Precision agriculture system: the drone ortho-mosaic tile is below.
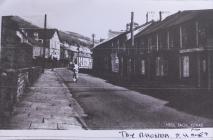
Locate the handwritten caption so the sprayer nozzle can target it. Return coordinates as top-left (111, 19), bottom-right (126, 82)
top-left (118, 128), bottom-right (209, 139)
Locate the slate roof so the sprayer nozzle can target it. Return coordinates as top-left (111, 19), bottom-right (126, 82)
top-left (3, 16), bottom-right (43, 46)
top-left (93, 21), bottom-right (153, 49)
top-left (140, 9), bottom-right (213, 35)
top-left (23, 28), bottom-right (59, 40)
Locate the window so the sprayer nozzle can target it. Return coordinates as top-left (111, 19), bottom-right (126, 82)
top-left (127, 59), bottom-right (132, 73)
top-left (34, 32), bottom-right (39, 40)
top-left (156, 57), bottom-right (161, 76)
top-left (141, 60), bottom-right (145, 75)
top-left (182, 56), bottom-right (190, 77)
top-left (202, 59), bottom-right (206, 72)
top-left (156, 57), bottom-right (168, 77)
top-left (38, 39), bottom-right (43, 43)
top-left (148, 38), bottom-right (152, 53)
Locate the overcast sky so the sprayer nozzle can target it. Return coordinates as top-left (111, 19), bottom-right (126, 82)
top-left (0, 0), bottom-right (213, 39)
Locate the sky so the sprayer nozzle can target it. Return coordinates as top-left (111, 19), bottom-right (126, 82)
top-left (0, 0), bottom-right (213, 39)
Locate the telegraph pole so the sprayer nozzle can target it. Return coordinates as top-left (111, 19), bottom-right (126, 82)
top-left (42, 14), bottom-right (47, 73)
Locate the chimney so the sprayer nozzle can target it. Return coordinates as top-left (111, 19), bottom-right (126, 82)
top-left (92, 34), bottom-right (95, 47)
top-left (130, 12), bottom-right (134, 47)
top-left (146, 12), bottom-right (148, 23)
top-left (159, 11), bottom-right (162, 21)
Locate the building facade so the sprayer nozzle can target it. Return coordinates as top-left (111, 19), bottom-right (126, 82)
top-left (93, 9), bottom-right (213, 89)
top-left (23, 28), bottom-right (61, 60)
top-left (59, 31), bottom-right (93, 70)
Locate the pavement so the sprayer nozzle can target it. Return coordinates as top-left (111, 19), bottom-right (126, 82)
top-left (55, 68), bottom-right (213, 129)
top-left (6, 69), bottom-right (86, 130)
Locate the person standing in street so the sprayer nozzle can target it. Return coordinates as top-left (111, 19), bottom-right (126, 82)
top-left (73, 62), bottom-right (79, 82)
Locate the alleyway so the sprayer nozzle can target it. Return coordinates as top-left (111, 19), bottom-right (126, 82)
top-left (55, 68), bottom-right (213, 129)
top-left (6, 70), bottom-right (85, 130)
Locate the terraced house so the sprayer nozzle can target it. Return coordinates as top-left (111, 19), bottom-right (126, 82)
top-left (93, 9), bottom-right (213, 90)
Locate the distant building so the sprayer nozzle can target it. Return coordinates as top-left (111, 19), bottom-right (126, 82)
top-left (23, 28), bottom-right (61, 60)
top-left (59, 31), bottom-right (93, 69)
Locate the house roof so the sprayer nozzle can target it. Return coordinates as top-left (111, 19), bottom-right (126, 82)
top-left (140, 9), bottom-right (213, 35)
top-left (93, 21), bottom-right (153, 49)
top-left (3, 16), bottom-right (43, 47)
top-left (127, 22), bottom-right (153, 40)
top-left (23, 28), bottom-right (60, 40)
top-left (93, 32), bottom-right (126, 49)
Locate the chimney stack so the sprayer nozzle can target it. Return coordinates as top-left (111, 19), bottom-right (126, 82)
top-left (92, 34), bottom-right (95, 47)
top-left (146, 12), bottom-right (148, 23)
top-left (130, 12), bottom-right (134, 47)
top-left (159, 11), bottom-right (162, 21)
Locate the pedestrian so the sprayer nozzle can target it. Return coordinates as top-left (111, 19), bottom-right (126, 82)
top-left (73, 62), bottom-right (79, 82)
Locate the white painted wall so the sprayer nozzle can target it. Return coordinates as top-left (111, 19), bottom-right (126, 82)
top-left (49, 32), bottom-right (60, 60)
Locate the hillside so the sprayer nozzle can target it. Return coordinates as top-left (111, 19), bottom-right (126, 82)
top-left (10, 16), bottom-right (39, 29)
top-left (58, 31), bottom-right (93, 48)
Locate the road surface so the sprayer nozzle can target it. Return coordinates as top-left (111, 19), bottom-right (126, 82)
top-left (55, 68), bottom-right (213, 129)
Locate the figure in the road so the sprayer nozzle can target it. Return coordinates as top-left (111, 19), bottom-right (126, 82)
top-left (73, 61), bottom-right (79, 82)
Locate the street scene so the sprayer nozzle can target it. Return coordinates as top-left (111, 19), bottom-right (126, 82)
top-left (0, 0), bottom-right (213, 130)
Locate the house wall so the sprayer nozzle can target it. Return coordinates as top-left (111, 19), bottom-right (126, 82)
top-left (49, 32), bottom-right (60, 60)
top-left (0, 17), bottom-right (43, 125)
top-left (93, 13), bottom-right (213, 89)
top-left (1, 16), bottom-right (33, 69)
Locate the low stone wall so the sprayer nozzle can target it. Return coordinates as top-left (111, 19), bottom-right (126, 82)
top-left (0, 66), bottom-right (42, 127)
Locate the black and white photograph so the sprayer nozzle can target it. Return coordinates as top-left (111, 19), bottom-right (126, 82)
top-left (0, 0), bottom-right (213, 132)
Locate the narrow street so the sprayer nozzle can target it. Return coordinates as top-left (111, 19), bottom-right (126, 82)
top-left (55, 68), bottom-right (213, 129)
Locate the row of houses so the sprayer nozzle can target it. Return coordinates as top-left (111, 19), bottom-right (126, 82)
top-left (1, 16), bottom-right (93, 70)
top-left (93, 9), bottom-right (213, 89)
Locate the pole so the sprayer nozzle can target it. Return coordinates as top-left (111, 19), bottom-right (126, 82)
top-left (42, 14), bottom-right (47, 73)
top-left (130, 12), bottom-right (134, 47)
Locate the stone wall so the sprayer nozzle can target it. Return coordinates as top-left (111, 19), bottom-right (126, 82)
top-left (0, 67), bottom-right (42, 127)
